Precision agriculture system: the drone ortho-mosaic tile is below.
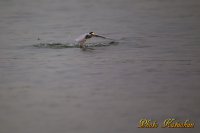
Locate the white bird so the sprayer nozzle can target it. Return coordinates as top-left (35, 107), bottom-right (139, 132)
top-left (75, 32), bottom-right (109, 48)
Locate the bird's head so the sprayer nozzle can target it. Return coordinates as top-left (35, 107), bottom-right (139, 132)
top-left (89, 32), bottom-right (96, 36)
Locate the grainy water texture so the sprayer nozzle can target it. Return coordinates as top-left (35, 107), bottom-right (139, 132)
top-left (0, 0), bottom-right (200, 133)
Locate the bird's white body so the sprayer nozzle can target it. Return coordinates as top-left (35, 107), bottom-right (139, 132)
top-left (75, 33), bottom-right (88, 42)
top-left (75, 33), bottom-right (91, 48)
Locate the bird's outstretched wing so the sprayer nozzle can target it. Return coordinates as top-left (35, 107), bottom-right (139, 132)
top-left (94, 35), bottom-right (114, 40)
top-left (94, 35), bottom-right (107, 39)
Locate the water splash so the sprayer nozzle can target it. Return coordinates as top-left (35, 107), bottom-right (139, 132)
top-left (33, 41), bottom-right (118, 49)
top-left (33, 42), bottom-right (77, 48)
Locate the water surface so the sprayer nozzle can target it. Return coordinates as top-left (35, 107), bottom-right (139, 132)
top-left (0, 0), bottom-right (200, 133)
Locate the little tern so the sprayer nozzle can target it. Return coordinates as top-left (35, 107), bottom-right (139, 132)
top-left (75, 32), bottom-right (113, 48)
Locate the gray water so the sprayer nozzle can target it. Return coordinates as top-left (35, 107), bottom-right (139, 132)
top-left (0, 0), bottom-right (200, 133)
